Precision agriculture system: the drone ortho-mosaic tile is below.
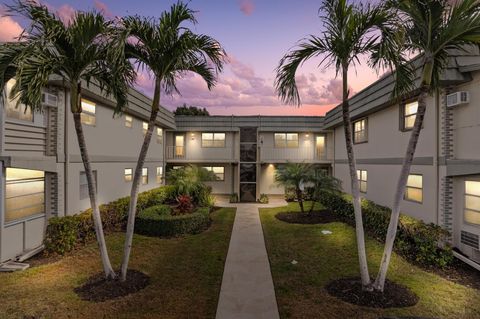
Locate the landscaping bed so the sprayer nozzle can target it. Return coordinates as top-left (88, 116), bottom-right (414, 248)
top-left (275, 209), bottom-right (338, 224)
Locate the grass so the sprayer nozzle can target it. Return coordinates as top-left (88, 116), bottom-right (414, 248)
top-left (0, 207), bottom-right (235, 319)
top-left (260, 202), bottom-right (480, 319)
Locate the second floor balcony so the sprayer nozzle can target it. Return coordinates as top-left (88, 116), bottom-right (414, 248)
top-left (259, 146), bottom-right (331, 163)
top-left (166, 145), bottom-right (237, 162)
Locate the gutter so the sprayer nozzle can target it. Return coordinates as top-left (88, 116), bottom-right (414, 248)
top-left (453, 251), bottom-right (480, 272)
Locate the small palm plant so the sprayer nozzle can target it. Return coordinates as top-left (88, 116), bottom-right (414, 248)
top-left (0, 1), bottom-right (134, 279)
top-left (374, 0), bottom-right (480, 292)
top-left (308, 171), bottom-right (342, 214)
top-left (275, 163), bottom-right (314, 214)
top-left (119, 2), bottom-right (226, 281)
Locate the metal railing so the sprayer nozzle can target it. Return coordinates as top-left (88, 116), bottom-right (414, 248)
top-left (260, 147), bottom-right (328, 162)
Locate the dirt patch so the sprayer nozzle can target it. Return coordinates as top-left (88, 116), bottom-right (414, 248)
top-left (325, 277), bottom-right (419, 308)
top-left (275, 210), bottom-right (340, 224)
top-left (74, 269), bottom-right (150, 302)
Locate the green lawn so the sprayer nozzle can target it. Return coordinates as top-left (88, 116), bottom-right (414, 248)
top-left (260, 202), bottom-right (480, 319)
top-left (0, 207), bottom-right (235, 319)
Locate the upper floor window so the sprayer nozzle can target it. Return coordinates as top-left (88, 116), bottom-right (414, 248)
top-left (125, 115), bottom-right (133, 128)
top-left (353, 119), bottom-right (367, 144)
top-left (80, 170), bottom-right (97, 200)
top-left (142, 168), bottom-right (148, 185)
top-left (202, 133), bottom-right (225, 148)
top-left (204, 166), bottom-right (225, 181)
top-left (156, 167), bottom-right (163, 183)
top-left (5, 79), bottom-right (33, 122)
top-left (274, 133), bottom-right (298, 148)
top-left (157, 128), bottom-right (163, 144)
top-left (357, 169), bottom-right (367, 193)
top-left (401, 101), bottom-right (418, 131)
top-left (80, 99), bottom-right (96, 126)
top-left (464, 180), bottom-right (480, 225)
top-left (405, 174), bottom-right (423, 203)
top-left (316, 135), bottom-right (326, 159)
top-left (143, 122), bottom-right (148, 136)
top-left (124, 168), bottom-right (132, 182)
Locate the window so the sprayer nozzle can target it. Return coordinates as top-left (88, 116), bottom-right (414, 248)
top-left (316, 135), bottom-right (326, 159)
top-left (274, 133), bottom-right (299, 148)
top-left (405, 174), bottom-right (423, 203)
top-left (5, 168), bottom-right (44, 223)
top-left (202, 133), bottom-right (226, 147)
top-left (464, 181), bottom-right (480, 225)
top-left (143, 122), bottom-right (148, 136)
top-left (401, 101), bottom-right (418, 131)
top-left (125, 115), bottom-right (133, 128)
top-left (157, 128), bottom-right (163, 144)
top-left (124, 168), bottom-right (132, 182)
top-left (357, 169), bottom-right (367, 193)
top-left (353, 119), bottom-right (367, 144)
top-left (80, 170), bottom-right (97, 200)
top-left (80, 99), bottom-right (96, 126)
top-left (156, 167), bottom-right (163, 183)
top-left (5, 79), bottom-right (33, 122)
top-left (204, 166), bottom-right (225, 181)
top-left (142, 168), bottom-right (148, 185)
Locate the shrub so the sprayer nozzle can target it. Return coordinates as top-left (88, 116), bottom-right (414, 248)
top-left (258, 193), bottom-right (269, 204)
top-left (229, 193), bottom-right (239, 203)
top-left (45, 186), bottom-right (171, 255)
top-left (136, 206), bottom-right (211, 237)
top-left (284, 187), bottom-right (296, 202)
top-left (318, 190), bottom-right (453, 268)
top-left (176, 194), bottom-right (194, 214)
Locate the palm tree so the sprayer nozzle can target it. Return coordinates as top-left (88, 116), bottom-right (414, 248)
top-left (119, 2), bottom-right (226, 282)
top-left (374, 0), bottom-right (480, 292)
top-left (275, 162), bottom-right (314, 214)
top-left (275, 0), bottom-right (403, 290)
top-left (0, 1), bottom-right (134, 279)
top-left (308, 171), bottom-right (342, 214)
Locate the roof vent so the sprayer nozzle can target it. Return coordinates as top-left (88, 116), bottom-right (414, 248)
top-left (446, 91), bottom-right (469, 108)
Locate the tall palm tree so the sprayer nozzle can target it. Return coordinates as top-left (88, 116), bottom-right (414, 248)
top-left (0, 1), bottom-right (134, 279)
top-left (275, 0), bottom-right (404, 290)
top-left (119, 2), bottom-right (226, 282)
top-left (374, 0), bottom-right (480, 292)
top-left (275, 162), bottom-right (314, 214)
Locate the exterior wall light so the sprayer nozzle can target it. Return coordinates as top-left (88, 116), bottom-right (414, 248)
top-left (191, 133), bottom-right (195, 140)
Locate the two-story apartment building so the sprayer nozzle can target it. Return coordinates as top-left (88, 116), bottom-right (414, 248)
top-left (0, 77), bottom-right (175, 263)
top-left (165, 116), bottom-right (333, 202)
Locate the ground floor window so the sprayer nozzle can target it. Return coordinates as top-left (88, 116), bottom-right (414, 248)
top-left (465, 180), bottom-right (480, 225)
top-left (156, 167), bottom-right (163, 183)
top-left (357, 169), bottom-right (367, 193)
top-left (203, 166), bottom-right (225, 181)
top-left (80, 171), bottom-right (97, 200)
top-left (142, 168), bottom-right (148, 185)
top-left (405, 174), bottom-right (423, 203)
top-left (124, 168), bottom-right (132, 182)
top-left (5, 168), bottom-right (45, 223)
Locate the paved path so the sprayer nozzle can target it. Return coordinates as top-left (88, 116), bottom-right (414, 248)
top-left (216, 200), bottom-right (284, 319)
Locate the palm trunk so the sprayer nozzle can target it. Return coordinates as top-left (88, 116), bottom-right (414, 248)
top-left (374, 87), bottom-right (429, 291)
top-left (341, 66), bottom-right (371, 289)
top-left (71, 83), bottom-right (115, 279)
top-left (120, 79), bottom-right (161, 282)
top-left (297, 187), bottom-right (305, 214)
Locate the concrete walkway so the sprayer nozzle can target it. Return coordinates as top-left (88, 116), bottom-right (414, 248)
top-left (216, 200), bottom-right (284, 319)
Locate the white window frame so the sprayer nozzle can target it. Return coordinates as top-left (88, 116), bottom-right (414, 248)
top-left (157, 128), bottom-right (163, 144)
top-left (125, 115), bottom-right (133, 128)
top-left (204, 166), bottom-right (225, 181)
top-left (124, 168), bottom-right (132, 182)
top-left (401, 100), bottom-right (418, 131)
top-left (353, 118), bottom-right (368, 144)
top-left (201, 132), bottom-right (226, 148)
top-left (80, 99), bottom-right (96, 126)
top-left (156, 166), bottom-right (163, 183)
top-left (143, 122), bottom-right (148, 136)
top-left (4, 79), bottom-right (34, 122)
top-left (142, 167), bottom-right (148, 185)
top-left (357, 169), bottom-right (367, 193)
top-left (274, 133), bottom-right (299, 148)
top-left (464, 180), bottom-right (480, 226)
top-left (404, 174), bottom-right (423, 203)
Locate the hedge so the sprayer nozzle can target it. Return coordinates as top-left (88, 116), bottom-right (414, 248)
top-left (135, 206), bottom-right (211, 237)
top-left (45, 186), bottom-right (175, 255)
top-left (318, 191), bottom-right (454, 268)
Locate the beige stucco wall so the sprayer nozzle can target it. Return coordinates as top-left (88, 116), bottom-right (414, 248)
top-left (258, 164), bottom-right (284, 195)
top-left (204, 163), bottom-right (236, 195)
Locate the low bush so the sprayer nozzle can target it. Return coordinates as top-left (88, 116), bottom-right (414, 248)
top-left (176, 194), bottom-right (194, 214)
top-left (229, 193), bottom-right (239, 203)
top-left (284, 187), bottom-right (296, 202)
top-left (258, 193), bottom-right (269, 204)
top-left (318, 191), bottom-right (453, 268)
top-left (45, 186), bottom-right (172, 255)
top-left (135, 206), bottom-right (211, 237)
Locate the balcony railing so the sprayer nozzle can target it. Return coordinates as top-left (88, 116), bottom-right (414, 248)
top-left (260, 147), bottom-right (329, 162)
top-left (3, 120), bottom-right (47, 155)
top-left (166, 146), bottom-right (236, 161)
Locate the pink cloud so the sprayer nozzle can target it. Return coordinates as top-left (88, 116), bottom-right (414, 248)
top-left (0, 8), bottom-right (23, 41)
top-left (56, 4), bottom-right (76, 25)
top-left (94, 0), bottom-right (113, 18)
top-left (239, 0), bottom-right (254, 16)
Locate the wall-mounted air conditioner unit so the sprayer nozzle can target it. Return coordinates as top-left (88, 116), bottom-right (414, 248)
top-left (41, 92), bottom-right (58, 107)
top-left (446, 91), bottom-right (469, 108)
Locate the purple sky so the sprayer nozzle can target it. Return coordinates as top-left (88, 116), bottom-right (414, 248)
top-left (0, 0), bottom-right (381, 116)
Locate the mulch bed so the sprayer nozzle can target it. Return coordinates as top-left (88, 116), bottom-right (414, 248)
top-left (74, 269), bottom-right (150, 302)
top-left (325, 277), bottom-right (419, 308)
top-left (275, 209), bottom-right (340, 224)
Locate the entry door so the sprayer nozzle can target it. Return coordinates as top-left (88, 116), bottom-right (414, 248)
top-left (174, 135), bottom-right (185, 158)
top-left (316, 135), bottom-right (326, 160)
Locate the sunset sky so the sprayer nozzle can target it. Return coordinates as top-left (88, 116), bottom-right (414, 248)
top-left (0, 0), bottom-right (382, 116)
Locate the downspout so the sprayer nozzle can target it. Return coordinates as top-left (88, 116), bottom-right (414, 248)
top-left (64, 87), bottom-right (69, 216)
top-left (435, 89), bottom-right (440, 225)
